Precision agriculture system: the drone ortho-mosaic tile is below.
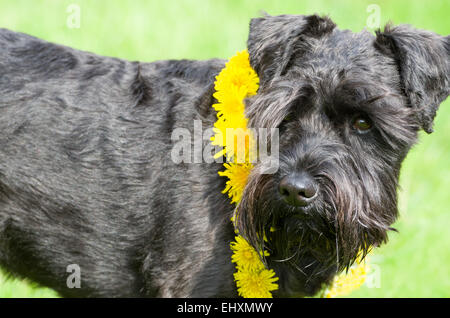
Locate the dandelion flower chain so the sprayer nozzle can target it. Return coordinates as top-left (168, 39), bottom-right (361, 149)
top-left (211, 50), bottom-right (368, 298)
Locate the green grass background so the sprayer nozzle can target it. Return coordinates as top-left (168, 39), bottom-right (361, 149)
top-left (0, 0), bottom-right (448, 298)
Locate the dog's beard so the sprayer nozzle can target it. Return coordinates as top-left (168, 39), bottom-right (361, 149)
top-left (235, 156), bottom-right (397, 297)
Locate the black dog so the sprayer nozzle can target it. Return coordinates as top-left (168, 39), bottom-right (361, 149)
top-left (0, 14), bottom-right (448, 297)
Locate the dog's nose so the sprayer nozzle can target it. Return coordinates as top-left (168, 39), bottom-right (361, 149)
top-left (279, 173), bottom-right (317, 207)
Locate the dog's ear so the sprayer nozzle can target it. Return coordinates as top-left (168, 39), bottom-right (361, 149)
top-left (247, 14), bottom-right (335, 85)
top-left (375, 24), bottom-right (449, 133)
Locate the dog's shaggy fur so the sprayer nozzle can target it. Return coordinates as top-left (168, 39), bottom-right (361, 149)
top-left (0, 14), bottom-right (448, 297)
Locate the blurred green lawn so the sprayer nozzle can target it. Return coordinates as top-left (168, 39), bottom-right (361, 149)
top-left (0, 0), bottom-right (448, 298)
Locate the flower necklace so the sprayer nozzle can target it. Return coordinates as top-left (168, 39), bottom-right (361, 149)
top-left (210, 50), bottom-right (369, 298)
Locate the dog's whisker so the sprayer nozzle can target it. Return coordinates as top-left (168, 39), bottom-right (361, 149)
top-left (335, 215), bottom-right (340, 274)
top-left (288, 261), bottom-right (307, 276)
top-left (273, 252), bottom-right (298, 263)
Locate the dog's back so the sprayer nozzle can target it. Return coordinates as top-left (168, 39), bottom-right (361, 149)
top-left (0, 28), bottom-right (236, 297)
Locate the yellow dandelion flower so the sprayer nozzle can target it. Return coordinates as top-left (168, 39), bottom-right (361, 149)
top-left (214, 51), bottom-right (259, 97)
top-left (226, 128), bottom-right (256, 163)
top-left (324, 257), bottom-right (369, 298)
top-left (230, 235), bottom-right (268, 272)
top-left (218, 162), bottom-right (253, 204)
top-left (211, 117), bottom-right (228, 146)
top-left (213, 86), bottom-right (247, 117)
top-left (215, 69), bottom-right (257, 97)
top-left (234, 268), bottom-right (279, 298)
top-left (211, 117), bottom-right (255, 160)
top-left (227, 50), bottom-right (252, 69)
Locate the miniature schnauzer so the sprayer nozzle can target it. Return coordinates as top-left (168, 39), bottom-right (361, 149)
top-left (0, 14), bottom-right (448, 297)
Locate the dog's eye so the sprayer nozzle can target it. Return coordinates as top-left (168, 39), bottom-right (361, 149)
top-left (352, 116), bottom-right (372, 132)
top-left (282, 113), bottom-right (294, 123)
top-left (279, 113), bottom-right (294, 130)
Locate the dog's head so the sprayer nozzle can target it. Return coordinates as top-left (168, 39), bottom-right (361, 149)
top-left (236, 14), bottom-right (449, 296)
